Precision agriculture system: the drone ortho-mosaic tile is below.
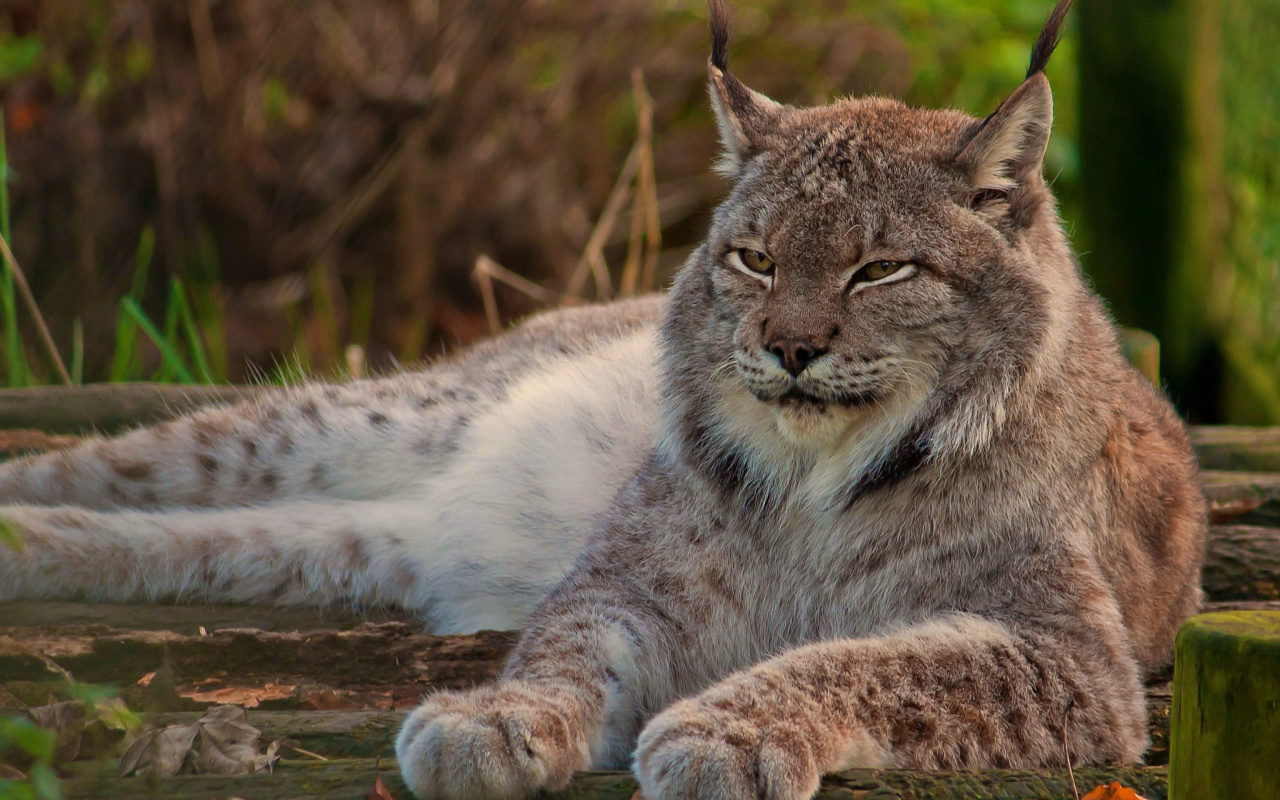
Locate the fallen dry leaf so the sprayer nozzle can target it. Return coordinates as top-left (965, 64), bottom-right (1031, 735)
top-left (196, 705), bottom-right (278, 775)
top-left (118, 705), bottom-right (280, 778)
top-left (136, 671), bottom-right (156, 687)
top-left (26, 700), bottom-right (86, 764)
top-left (1081, 782), bottom-right (1151, 800)
top-left (369, 771), bottom-right (397, 800)
top-left (1209, 496), bottom-right (1264, 524)
top-left (118, 722), bottom-right (201, 777)
top-left (0, 764), bottom-right (26, 780)
top-left (180, 681), bottom-right (297, 708)
top-left (370, 757), bottom-right (398, 800)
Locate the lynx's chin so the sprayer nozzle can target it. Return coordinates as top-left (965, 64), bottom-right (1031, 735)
top-left (771, 399), bottom-right (868, 446)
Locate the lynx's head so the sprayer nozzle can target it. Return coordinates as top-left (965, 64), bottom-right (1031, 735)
top-left (660, 0), bottom-right (1084, 511)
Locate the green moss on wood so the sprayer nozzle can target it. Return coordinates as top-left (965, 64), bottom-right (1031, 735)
top-left (1170, 610), bottom-right (1280, 799)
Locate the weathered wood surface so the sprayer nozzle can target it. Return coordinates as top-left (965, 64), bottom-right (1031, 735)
top-left (1191, 426), bottom-right (1280, 472)
top-left (1200, 469), bottom-right (1280, 504)
top-left (1200, 525), bottom-right (1280, 601)
top-left (56, 760), bottom-right (1172, 800)
top-left (0, 623), bottom-right (514, 712)
top-left (0, 601), bottom-right (411, 635)
top-left (0, 384), bottom-right (257, 435)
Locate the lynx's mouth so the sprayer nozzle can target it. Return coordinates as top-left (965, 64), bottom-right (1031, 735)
top-left (772, 387), bottom-right (880, 410)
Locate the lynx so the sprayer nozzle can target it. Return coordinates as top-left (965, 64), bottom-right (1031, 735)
top-left (0, 1), bottom-right (1205, 798)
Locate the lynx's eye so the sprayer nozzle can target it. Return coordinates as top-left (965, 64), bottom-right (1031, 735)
top-left (737, 249), bottom-right (775, 274)
top-left (861, 260), bottom-right (903, 281)
top-left (848, 260), bottom-right (917, 292)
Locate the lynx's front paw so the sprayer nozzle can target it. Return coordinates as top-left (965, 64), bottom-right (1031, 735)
top-left (396, 682), bottom-right (589, 800)
top-left (634, 699), bottom-right (821, 800)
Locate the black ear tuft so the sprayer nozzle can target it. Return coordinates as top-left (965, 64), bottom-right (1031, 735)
top-left (709, 0), bottom-right (731, 72)
top-left (1026, 0), bottom-right (1074, 79)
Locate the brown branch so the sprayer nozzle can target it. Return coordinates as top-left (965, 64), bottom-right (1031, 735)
top-left (566, 146), bottom-right (639, 300)
top-left (0, 233), bottom-right (72, 386)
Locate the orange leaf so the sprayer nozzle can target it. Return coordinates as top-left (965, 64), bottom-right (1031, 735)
top-left (369, 771), bottom-right (397, 800)
top-left (1081, 782), bottom-right (1150, 800)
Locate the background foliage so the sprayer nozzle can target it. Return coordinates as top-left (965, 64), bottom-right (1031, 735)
top-left (0, 0), bottom-right (1273, 422)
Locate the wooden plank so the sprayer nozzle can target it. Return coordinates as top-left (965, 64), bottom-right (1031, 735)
top-left (1200, 470), bottom-right (1280, 503)
top-left (1201, 525), bottom-right (1280, 601)
top-left (57, 759), bottom-right (1170, 800)
top-left (0, 623), bottom-right (515, 704)
top-left (0, 601), bottom-right (413, 635)
top-left (0, 384), bottom-right (258, 435)
top-left (1191, 426), bottom-right (1280, 472)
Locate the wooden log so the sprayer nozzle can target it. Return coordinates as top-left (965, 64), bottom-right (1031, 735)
top-left (1199, 470), bottom-right (1280, 504)
top-left (1191, 426), bottom-right (1280, 472)
top-left (1121, 327), bottom-right (1161, 385)
top-left (0, 622), bottom-right (517, 696)
top-left (1200, 525), bottom-right (1280, 601)
top-left (55, 759), bottom-right (1171, 800)
top-left (0, 384), bottom-right (258, 436)
top-left (0, 601), bottom-right (412, 635)
top-left (1170, 611), bottom-right (1280, 799)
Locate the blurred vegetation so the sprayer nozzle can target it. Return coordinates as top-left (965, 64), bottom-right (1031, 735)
top-left (0, 0), bottom-right (1273, 423)
top-left (0, 0), bottom-right (1078, 385)
top-left (1079, 0), bottom-right (1280, 424)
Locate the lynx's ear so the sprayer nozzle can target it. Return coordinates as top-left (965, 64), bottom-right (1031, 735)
top-left (957, 74), bottom-right (1053, 200)
top-left (956, 0), bottom-right (1072, 222)
top-left (708, 0), bottom-right (781, 178)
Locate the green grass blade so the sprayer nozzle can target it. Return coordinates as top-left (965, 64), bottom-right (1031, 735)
top-left (0, 111), bottom-right (11, 245)
top-left (129, 226), bottom-right (155, 300)
top-left (70, 318), bottom-right (83, 385)
top-left (119, 296), bottom-right (194, 384)
top-left (152, 281), bottom-right (183, 383)
top-left (169, 278), bottom-right (215, 384)
top-left (0, 110), bottom-right (29, 387)
top-left (108, 227), bottom-right (157, 381)
top-left (108, 311), bottom-right (139, 382)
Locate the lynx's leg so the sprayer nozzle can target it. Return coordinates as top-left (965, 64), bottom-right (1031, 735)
top-left (633, 614), bottom-right (1147, 800)
top-left (0, 375), bottom-right (492, 511)
top-left (396, 585), bottom-right (675, 798)
top-left (0, 498), bottom-right (550, 631)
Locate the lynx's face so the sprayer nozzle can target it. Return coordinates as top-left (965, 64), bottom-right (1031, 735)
top-left (706, 101), bottom-right (985, 445)
top-left (662, 7), bottom-right (1073, 500)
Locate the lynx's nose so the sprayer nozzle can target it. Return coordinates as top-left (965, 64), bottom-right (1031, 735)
top-left (768, 337), bottom-right (824, 376)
